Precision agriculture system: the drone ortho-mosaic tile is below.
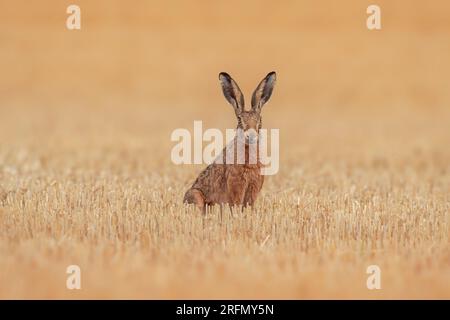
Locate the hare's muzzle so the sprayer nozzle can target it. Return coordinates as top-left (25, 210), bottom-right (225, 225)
top-left (245, 128), bottom-right (258, 145)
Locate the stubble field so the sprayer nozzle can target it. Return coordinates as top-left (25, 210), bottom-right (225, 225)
top-left (0, 1), bottom-right (449, 298)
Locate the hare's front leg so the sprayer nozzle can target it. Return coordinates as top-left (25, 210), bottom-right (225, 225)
top-left (226, 176), bottom-right (247, 208)
top-left (243, 185), bottom-right (262, 209)
top-left (243, 175), bottom-right (264, 209)
top-left (243, 187), bottom-right (258, 208)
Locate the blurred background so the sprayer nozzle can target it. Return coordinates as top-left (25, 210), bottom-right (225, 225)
top-left (0, 0), bottom-right (449, 299)
top-left (1, 0), bottom-right (449, 162)
top-left (1, 0), bottom-right (449, 179)
top-left (1, 1), bottom-right (449, 117)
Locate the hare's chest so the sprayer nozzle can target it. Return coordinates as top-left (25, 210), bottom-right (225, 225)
top-left (243, 166), bottom-right (264, 188)
top-left (226, 166), bottom-right (262, 184)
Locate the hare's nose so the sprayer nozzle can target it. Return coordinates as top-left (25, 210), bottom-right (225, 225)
top-left (246, 129), bottom-right (258, 144)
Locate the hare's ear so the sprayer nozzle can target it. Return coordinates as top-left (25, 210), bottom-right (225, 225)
top-left (219, 72), bottom-right (245, 116)
top-left (251, 71), bottom-right (276, 113)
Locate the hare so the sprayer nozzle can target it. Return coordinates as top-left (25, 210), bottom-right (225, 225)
top-left (184, 71), bottom-right (277, 213)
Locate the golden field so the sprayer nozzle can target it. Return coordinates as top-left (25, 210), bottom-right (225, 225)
top-left (0, 1), bottom-right (449, 298)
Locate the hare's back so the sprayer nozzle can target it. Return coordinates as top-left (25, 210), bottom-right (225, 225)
top-left (191, 164), bottom-right (228, 203)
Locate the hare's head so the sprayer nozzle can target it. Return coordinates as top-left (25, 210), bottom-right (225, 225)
top-left (219, 72), bottom-right (276, 145)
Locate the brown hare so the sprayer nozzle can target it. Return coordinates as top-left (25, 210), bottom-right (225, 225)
top-left (184, 71), bottom-right (277, 213)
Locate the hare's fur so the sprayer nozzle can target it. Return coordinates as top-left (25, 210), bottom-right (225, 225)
top-left (184, 72), bottom-right (276, 213)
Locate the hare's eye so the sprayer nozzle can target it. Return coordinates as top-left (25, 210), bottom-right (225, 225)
top-left (237, 116), bottom-right (244, 128)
